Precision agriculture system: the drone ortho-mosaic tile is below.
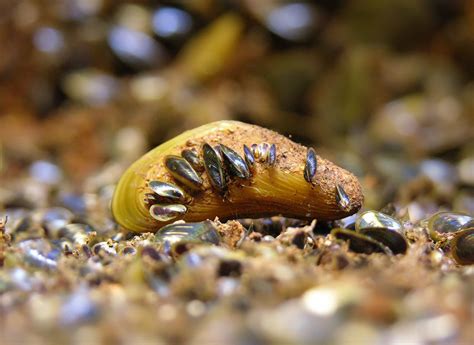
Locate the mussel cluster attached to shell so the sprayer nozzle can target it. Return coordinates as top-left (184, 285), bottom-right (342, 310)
top-left (110, 121), bottom-right (474, 266)
top-left (112, 121), bottom-right (363, 232)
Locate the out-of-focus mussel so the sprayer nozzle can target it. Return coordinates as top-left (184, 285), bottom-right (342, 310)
top-left (155, 220), bottom-right (221, 256)
top-left (331, 228), bottom-right (392, 255)
top-left (357, 227), bottom-right (407, 255)
top-left (353, 211), bottom-right (408, 254)
top-left (427, 212), bottom-right (473, 241)
top-left (450, 228), bottom-right (474, 265)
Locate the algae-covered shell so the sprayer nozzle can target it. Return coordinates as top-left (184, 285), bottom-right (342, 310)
top-left (112, 121), bottom-right (363, 232)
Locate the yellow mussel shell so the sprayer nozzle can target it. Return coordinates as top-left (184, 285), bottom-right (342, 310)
top-left (112, 121), bottom-right (363, 232)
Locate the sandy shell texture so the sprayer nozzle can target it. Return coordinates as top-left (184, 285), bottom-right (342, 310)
top-left (112, 121), bottom-right (363, 232)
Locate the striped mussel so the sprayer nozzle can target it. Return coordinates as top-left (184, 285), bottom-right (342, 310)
top-left (112, 121), bottom-right (363, 232)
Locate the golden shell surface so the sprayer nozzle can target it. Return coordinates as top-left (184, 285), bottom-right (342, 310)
top-left (112, 121), bottom-right (363, 232)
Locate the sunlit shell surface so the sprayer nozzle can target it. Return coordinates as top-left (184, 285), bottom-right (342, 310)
top-left (112, 121), bottom-right (363, 232)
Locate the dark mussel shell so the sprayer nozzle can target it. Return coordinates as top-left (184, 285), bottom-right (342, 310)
top-left (243, 144), bottom-right (255, 168)
top-left (181, 149), bottom-right (205, 172)
top-left (219, 144), bottom-right (250, 179)
top-left (450, 228), bottom-right (474, 265)
top-left (202, 144), bottom-right (227, 192)
top-left (304, 147), bottom-right (317, 183)
top-left (357, 227), bottom-right (408, 255)
top-left (164, 155), bottom-right (203, 190)
top-left (331, 228), bottom-right (392, 255)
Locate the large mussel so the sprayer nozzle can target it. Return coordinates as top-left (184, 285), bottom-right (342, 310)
top-left (112, 121), bottom-right (363, 232)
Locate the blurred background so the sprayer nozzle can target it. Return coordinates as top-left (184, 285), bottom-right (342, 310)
top-left (1, 0), bottom-right (473, 216)
top-left (1, 2), bottom-right (474, 344)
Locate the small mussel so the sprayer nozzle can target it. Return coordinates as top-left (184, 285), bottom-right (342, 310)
top-left (243, 144), bottom-right (255, 169)
top-left (267, 144), bottom-right (276, 166)
top-left (112, 121), bottom-right (363, 232)
top-left (354, 211), bottom-right (407, 254)
top-left (92, 241), bottom-right (117, 257)
top-left (148, 181), bottom-right (186, 202)
top-left (181, 148), bottom-right (204, 172)
top-left (202, 143), bottom-right (227, 192)
top-left (150, 204), bottom-right (187, 222)
top-left (355, 211), bottom-right (403, 233)
top-left (357, 227), bottom-right (407, 255)
top-left (304, 147), bottom-right (317, 183)
top-left (58, 223), bottom-right (95, 246)
top-left (155, 221), bottom-right (221, 255)
top-left (335, 184), bottom-right (351, 211)
top-left (450, 228), bottom-right (474, 265)
top-left (331, 228), bottom-right (391, 255)
top-left (427, 212), bottom-right (473, 241)
top-left (219, 144), bottom-right (250, 179)
top-left (164, 155), bottom-right (203, 190)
